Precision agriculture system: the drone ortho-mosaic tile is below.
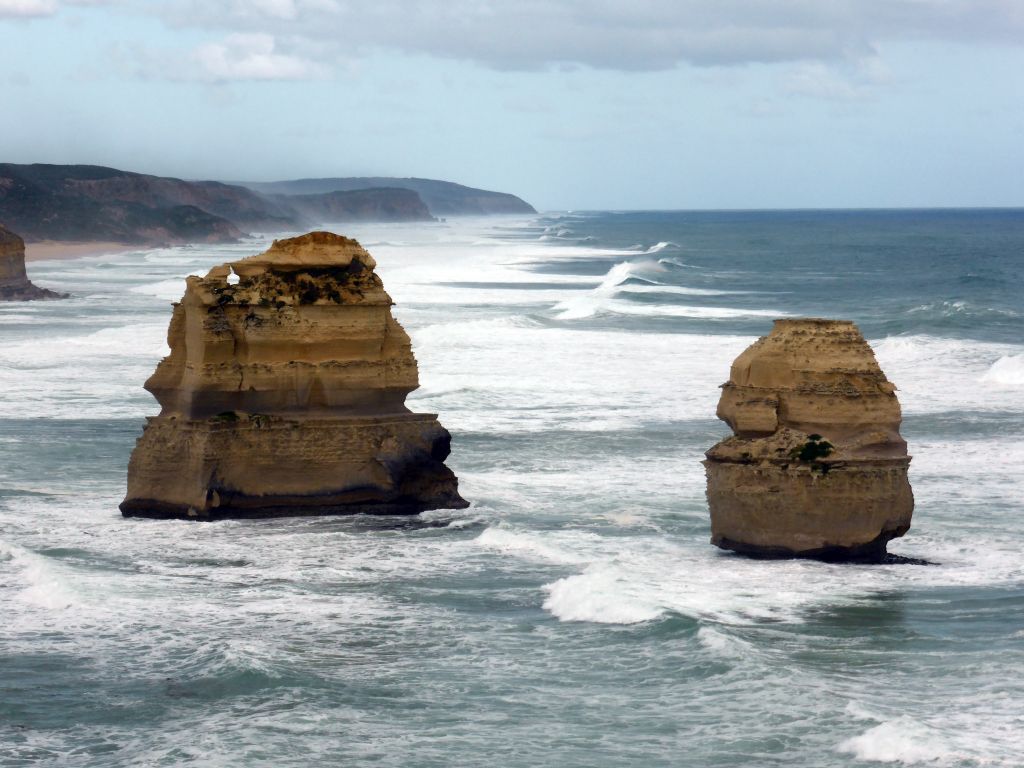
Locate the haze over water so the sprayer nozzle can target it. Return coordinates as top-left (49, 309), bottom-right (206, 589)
top-left (2, 209), bottom-right (1023, 766)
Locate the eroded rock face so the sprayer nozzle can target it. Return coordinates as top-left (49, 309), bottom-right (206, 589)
top-left (121, 231), bottom-right (468, 519)
top-left (704, 319), bottom-right (913, 561)
top-left (0, 224), bottom-right (68, 301)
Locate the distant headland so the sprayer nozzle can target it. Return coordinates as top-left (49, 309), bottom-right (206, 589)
top-left (0, 163), bottom-right (536, 247)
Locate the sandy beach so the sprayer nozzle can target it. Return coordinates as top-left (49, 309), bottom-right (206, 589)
top-left (25, 241), bottom-right (140, 262)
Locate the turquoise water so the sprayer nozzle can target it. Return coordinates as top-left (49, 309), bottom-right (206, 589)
top-left (1, 210), bottom-right (1023, 766)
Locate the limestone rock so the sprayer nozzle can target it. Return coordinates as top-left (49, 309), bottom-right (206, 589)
top-left (121, 231), bottom-right (468, 519)
top-left (704, 318), bottom-right (913, 561)
top-left (0, 224), bottom-right (68, 301)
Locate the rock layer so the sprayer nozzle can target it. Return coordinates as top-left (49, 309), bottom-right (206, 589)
top-left (704, 318), bottom-right (913, 561)
top-left (0, 224), bottom-right (68, 301)
top-left (121, 231), bottom-right (467, 519)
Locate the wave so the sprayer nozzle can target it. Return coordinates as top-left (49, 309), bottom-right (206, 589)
top-left (129, 277), bottom-right (201, 299)
top-left (872, 335), bottom-right (1024, 412)
top-left (657, 257), bottom-right (699, 269)
top-left (543, 567), bottom-right (665, 624)
top-left (554, 300), bottom-right (785, 321)
top-left (645, 241), bottom-right (678, 254)
top-left (551, 260), bottom-right (782, 320)
top-left (837, 714), bottom-right (953, 765)
top-left (695, 626), bottom-right (756, 659)
top-left (980, 354), bottom-right (1024, 388)
top-left (897, 300), bottom-right (1021, 337)
top-left (541, 225), bottom-right (576, 237)
top-left (0, 538), bottom-right (76, 610)
top-left (143, 249), bottom-right (203, 266)
top-left (907, 299), bottom-right (1018, 319)
top-left (0, 323), bottom-right (168, 418)
top-left (473, 473), bottom-right (1024, 626)
top-left (473, 527), bottom-right (596, 566)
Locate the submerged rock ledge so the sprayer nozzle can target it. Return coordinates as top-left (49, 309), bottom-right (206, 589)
top-left (704, 318), bottom-right (914, 562)
top-left (121, 231), bottom-right (467, 520)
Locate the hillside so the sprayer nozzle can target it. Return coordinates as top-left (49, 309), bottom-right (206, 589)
top-left (244, 177), bottom-right (536, 216)
top-left (0, 164), bottom-right (534, 245)
top-left (274, 187), bottom-right (434, 223)
top-left (0, 164), bottom-right (274, 244)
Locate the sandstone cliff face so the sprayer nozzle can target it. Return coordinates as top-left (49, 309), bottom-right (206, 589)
top-left (0, 224), bottom-right (68, 301)
top-left (704, 319), bottom-right (913, 561)
top-left (121, 231), bottom-right (467, 519)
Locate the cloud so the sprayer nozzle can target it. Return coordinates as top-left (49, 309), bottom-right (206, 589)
top-left (190, 33), bottom-right (324, 81)
top-left (0, 0), bottom-right (57, 17)
top-left (0, 0), bottom-right (119, 19)
top-left (120, 32), bottom-right (326, 83)
top-left (155, 0), bottom-right (1024, 72)
top-left (786, 56), bottom-right (893, 102)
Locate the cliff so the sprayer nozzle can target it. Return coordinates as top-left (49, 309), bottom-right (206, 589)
top-left (1, 164), bottom-right (532, 246)
top-left (274, 187), bottom-right (434, 223)
top-left (704, 319), bottom-right (913, 562)
top-left (0, 224), bottom-right (68, 301)
top-left (0, 164), bottom-right (260, 244)
top-left (120, 231), bottom-right (467, 519)
top-left (244, 177), bottom-right (537, 216)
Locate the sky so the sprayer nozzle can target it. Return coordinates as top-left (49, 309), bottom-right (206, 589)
top-left (1, 0), bottom-right (1023, 210)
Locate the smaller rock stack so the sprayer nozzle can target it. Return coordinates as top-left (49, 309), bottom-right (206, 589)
top-left (704, 318), bottom-right (914, 562)
top-left (0, 225), bottom-right (67, 301)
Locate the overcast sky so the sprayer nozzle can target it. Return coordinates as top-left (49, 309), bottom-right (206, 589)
top-left (2, 0), bottom-right (1022, 209)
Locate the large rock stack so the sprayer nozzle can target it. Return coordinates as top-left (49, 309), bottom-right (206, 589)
top-left (121, 231), bottom-right (467, 519)
top-left (704, 318), bottom-right (913, 561)
top-left (0, 224), bottom-right (67, 301)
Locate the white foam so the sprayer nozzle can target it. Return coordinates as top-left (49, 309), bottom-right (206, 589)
top-left (129, 277), bottom-right (201, 300)
top-left (550, 260), bottom-right (784, 320)
top-left (980, 353), bottom-right (1024, 388)
top-left (0, 323), bottom-right (168, 418)
top-left (617, 283), bottom-right (744, 297)
top-left (543, 567), bottom-right (664, 624)
top-left (873, 335), bottom-right (1024, 413)
top-left (0, 538), bottom-right (76, 610)
top-left (474, 527), bottom-right (597, 566)
top-left (695, 626), bottom-right (761, 660)
top-left (411, 318), bottom-right (750, 433)
top-left (472, 483), bottom-right (1024, 626)
top-left (554, 297), bottom-right (785, 321)
top-left (837, 718), bottom-right (952, 764)
top-left (645, 241), bottom-right (678, 254)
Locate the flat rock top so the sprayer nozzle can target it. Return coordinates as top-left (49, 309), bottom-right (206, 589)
top-left (731, 317), bottom-right (887, 386)
top-left (230, 231), bottom-right (376, 274)
top-left (0, 224), bottom-right (25, 255)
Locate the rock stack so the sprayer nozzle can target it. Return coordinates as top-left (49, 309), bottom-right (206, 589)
top-left (704, 319), bottom-right (913, 561)
top-left (0, 224), bottom-right (67, 301)
top-left (121, 231), bottom-right (467, 519)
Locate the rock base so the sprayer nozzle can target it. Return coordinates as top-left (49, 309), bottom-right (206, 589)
top-left (0, 282), bottom-right (68, 301)
top-left (120, 413), bottom-right (467, 520)
top-left (706, 457), bottom-right (913, 562)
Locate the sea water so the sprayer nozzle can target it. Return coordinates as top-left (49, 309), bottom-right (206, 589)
top-left (1, 210), bottom-right (1022, 767)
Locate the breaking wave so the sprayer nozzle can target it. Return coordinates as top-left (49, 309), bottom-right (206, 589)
top-left (551, 260), bottom-right (781, 320)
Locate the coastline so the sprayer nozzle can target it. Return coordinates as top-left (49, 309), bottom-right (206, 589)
top-left (25, 240), bottom-right (140, 262)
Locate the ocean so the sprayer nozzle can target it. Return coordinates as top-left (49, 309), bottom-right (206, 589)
top-left (1, 209), bottom-right (1022, 767)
